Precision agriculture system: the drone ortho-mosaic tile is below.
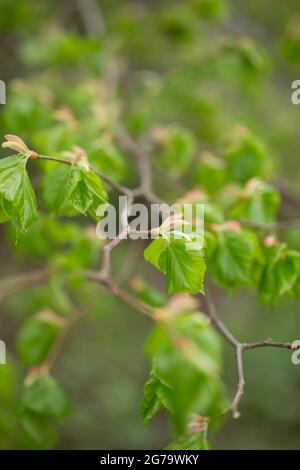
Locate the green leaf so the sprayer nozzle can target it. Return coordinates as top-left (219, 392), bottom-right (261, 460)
top-left (144, 237), bottom-right (168, 271)
top-left (144, 236), bottom-right (206, 295)
top-left (225, 127), bottom-right (269, 184)
top-left (165, 238), bottom-right (206, 294)
top-left (166, 433), bottom-right (208, 450)
top-left (16, 314), bottom-right (62, 366)
top-left (22, 375), bottom-right (68, 417)
top-left (191, 0), bottom-right (225, 19)
top-left (145, 311), bottom-right (224, 435)
top-left (70, 171), bottom-right (92, 214)
top-left (70, 167), bottom-right (108, 218)
top-left (230, 180), bottom-right (280, 225)
top-left (155, 126), bottom-right (197, 176)
top-left (194, 152), bottom-right (227, 194)
top-left (20, 410), bottom-right (58, 449)
top-left (80, 169), bottom-right (108, 220)
top-left (131, 278), bottom-right (168, 308)
top-left (42, 163), bottom-right (108, 220)
top-left (0, 198), bottom-right (11, 223)
top-left (0, 155), bottom-right (38, 231)
top-left (235, 38), bottom-right (267, 72)
top-left (210, 230), bottom-right (257, 288)
top-left (141, 373), bottom-right (171, 426)
top-left (42, 164), bottom-right (80, 213)
top-left (259, 244), bottom-right (300, 306)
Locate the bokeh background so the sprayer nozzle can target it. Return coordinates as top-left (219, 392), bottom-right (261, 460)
top-left (0, 0), bottom-right (300, 450)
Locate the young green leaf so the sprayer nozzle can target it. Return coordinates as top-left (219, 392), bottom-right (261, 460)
top-left (144, 311), bottom-right (224, 435)
top-left (225, 127), bottom-right (270, 183)
top-left (20, 410), bottom-right (58, 449)
top-left (42, 164), bottom-right (80, 213)
top-left (144, 236), bottom-right (206, 295)
top-left (42, 163), bottom-right (108, 219)
top-left (16, 312), bottom-right (64, 365)
top-left (0, 155), bottom-right (38, 231)
top-left (210, 230), bottom-right (257, 288)
top-left (154, 126), bottom-right (197, 176)
top-left (22, 375), bottom-right (68, 418)
top-left (259, 244), bottom-right (300, 306)
top-left (140, 373), bottom-right (171, 426)
top-left (230, 180), bottom-right (280, 225)
top-left (165, 238), bottom-right (206, 294)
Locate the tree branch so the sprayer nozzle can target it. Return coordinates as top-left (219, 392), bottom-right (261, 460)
top-left (242, 339), bottom-right (300, 350)
top-left (75, 0), bottom-right (106, 36)
top-left (202, 289), bottom-right (239, 348)
top-left (115, 127), bottom-right (153, 198)
top-left (240, 219), bottom-right (300, 231)
top-left (230, 345), bottom-right (245, 419)
top-left (37, 154), bottom-right (131, 196)
top-left (0, 269), bottom-right (48, 302)
top-left (85, 271), bottom-right (154, 319)
top-left (202, 289), bottom-right (300, 419)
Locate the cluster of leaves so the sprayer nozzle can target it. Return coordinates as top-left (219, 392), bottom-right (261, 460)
top-left (140, 298), bottom-right (226, 449)
top-left (0, 141), bottom-right (108, 233)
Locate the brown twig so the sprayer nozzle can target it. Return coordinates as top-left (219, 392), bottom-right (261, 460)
top-left (203, 289), bottom-right (300, 418)
top-left (239, 219), bottom-right (300, 231)
top-left (0, 269), bottom-right (48, 302)
top-left (85, 271), bottom-right (154, 319)
top-left (75, 0), bottom-right (106, 36)
top-left (115, 127), bottom-right (153, 198)
top-left (37, 154), bottom-right (131, 196)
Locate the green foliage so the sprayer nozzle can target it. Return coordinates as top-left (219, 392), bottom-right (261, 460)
top-left (191, 0), bottom-right (226, 20)
top-left (21, 31), bottom-right (103, 71)
top-left (43, 164), bottom-right (107, 219)
top-left (20, 374), bottom-right (68, 449)
top-left (21, 375), bottom-right (68, 417)
top-left (140, 373), bottom-right (171, 426)
top-left (229, 180), bottom-right (280, 224)
top-left (209, 229), bottom-right (260, 289)
top-left (16, 312), bottom-right (64, 366)
top-left (0, 155), bottom-right (37, 231)
top-left (0, 360), bottom-right (19, 449)
top-left (154, 126), bottom-right (197, 176)
top-left (225, 127), bottom-right (270, 184)
top-left (143, 310), bottom-right (225, 439)
top-left (144, 235), bottom-right (206, 295)
top-left (259, 243), bottom-right (300, 306)
top-left (281, 16), bottom-right (300, 65)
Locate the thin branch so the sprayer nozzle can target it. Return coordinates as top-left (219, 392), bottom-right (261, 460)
top-left (40, 291), bottom-right (109, 372)
top-left (242, 339), bottom-right (300, 351)
top-left (85, 271), bottom-right (154, 319)
top-left (115, 127), bottom-right (152, 197)
top-left (240, 219), bottom-right (300, 231)
top-left (202, 290), bottom-right (239, 348)
top-left (75, 0), bottom-right (106, 36)
top-left (230, 345), bottom-right (245, 419)
top-left (0, 269), bottom-right (48, 302)
top-left (202, 288), bottom-right (300, 419)
top-left (274, 178), bottom-right (300, 209)
top-left (99, 228), bottom-right (129, 279)
top-left (37, 154), bottom-right (131, 196)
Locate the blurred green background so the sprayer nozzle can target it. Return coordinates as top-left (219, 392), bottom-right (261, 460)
top-left (0, 0), bottom-right (300, 450)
